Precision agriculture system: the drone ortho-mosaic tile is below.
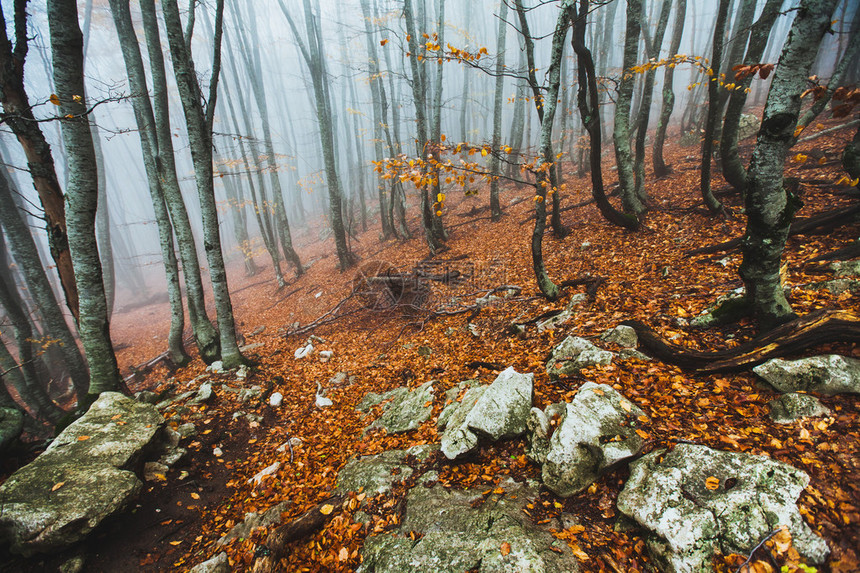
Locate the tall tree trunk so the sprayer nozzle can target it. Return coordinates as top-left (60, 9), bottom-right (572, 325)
top-left (0, 158), bottom-right (89, 402)
top-left (48, 0), bottom-right (121, 397)
top-left (139, 0), bottom-right (220, 363)
top-left (614, 0), bottom-right (646, 216)
top-left (489, 0), bottom-right (508, 222)
top-left (653, 0), bottom-right (686, 178)
top-left (109, 0), bottom-right (190, 367)
top-left (720, 0), bottom-right (784, 193)
top-left (843, 121), bottom-right (860, 179)
top-left (0, 1), bottom-right (79, 323)
top-left (700, 0), bottom-right (731, 214)
top-left (634, 0), bottom-right (672, 204)
top-left (162, 0), bottom-right (245, 367)
top-left (429, 0), bottom-right (447, 242)
top-left (740, 0), bottom-right (839, 330)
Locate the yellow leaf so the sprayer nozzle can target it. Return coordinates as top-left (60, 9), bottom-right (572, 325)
top-left (569, 542), bottom-right (590, 560)
top-left (49, 94), bottom-right (60, 105)
top-left (320, 504), bottom-right (334, 515)
top-left (52, 481), bottom-right (65, 491)
top-left (705, 476), bottom-right (720, 490)
top-left (169, 540), bottom-right (182, 546)
top-left (635, 429), bottom-right (650, 439)
top-left (191, 492), bottom-right (200, 500)
top-left (481, 148), bottom-right (488, 157)
top-left (620, 400), bottom-right (632, 413)
top-left (72, 94), bottom-right (82, 103)
top-left (338, 547), bottom-right (349, 561)
top-left (500, 542), bottom-right (511, 556)
top-left (380, 39), bottom-right (388, 46)
top-left (77, 435), bottom-right (90, 441)
top-left (440, 133), bottom-right (446, 142)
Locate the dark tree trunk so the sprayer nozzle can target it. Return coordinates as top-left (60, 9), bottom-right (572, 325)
top-left (699, 0), bottom-right (730, 214)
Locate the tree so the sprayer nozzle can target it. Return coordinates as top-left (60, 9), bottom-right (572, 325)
top-left (739, 0), bottom-right (840, 330)
top-left (280, 0), bottom-right (355, 270)
top-left (139, 0), bottom-right (220, 363)
top-left (572, 0), bottom-right (639, 230)
top-left (162, 0), bottom-right (246, 367)
top-left (0, 0), bottom-right (79, 323)
top-left (488, 0), bottom-right (509, 221)
top-left (699, 0), bottom-right (730, 214)
top-left (109, 0), bottom-right (190, 367)
top-left (47, 0), bottom-right (122, 398)
top-left (720, 0), bottom-right (784, 192)
top-left (614, 0), bottom-right (646, 216)
top-left (653, 0), bottom-right (686, 178)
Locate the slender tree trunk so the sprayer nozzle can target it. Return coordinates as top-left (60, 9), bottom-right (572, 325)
top-left (740, 0), bottom-right (839, 330)
top-left (162, 0), bottom-right (245, 367)
top-left (48, 0), bottom-right (121, 397)
top-left (0, 1), bottom-right (79, 323)
top-left (700, 0), bottom-right (731, 214)
top-left (614, 0), bottom-right (646, 215)
top-left (489, 0), bottom-right (508, 221)
top-left (633, 0), bottom-right (672, 204)
top-left (139, 0), bottom-right (220, 363)
top-left (653, 0), bottom-right (686, 178)
top-left (843, 121), bottom-right (860, 179)
top-left (720, 0), bottom-right (784, 193)
top-left (110, 0), bottom-right (190, 367)
top-left (429, 0), bottom-right (447, 242)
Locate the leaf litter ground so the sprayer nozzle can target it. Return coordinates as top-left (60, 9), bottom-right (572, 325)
top-left (2, 118), bottom-right (858, 572)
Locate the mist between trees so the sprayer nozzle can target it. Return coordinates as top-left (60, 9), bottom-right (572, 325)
top-left (0, 0), bottom-right (857, 430)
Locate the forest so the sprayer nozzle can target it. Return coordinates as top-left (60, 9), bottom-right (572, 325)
top-left (0, 0), bottom-right (858, 571)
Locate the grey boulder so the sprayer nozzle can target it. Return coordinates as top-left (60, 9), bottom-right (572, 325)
top-left (546, 336), bottom-right (614, 380)
top-left (0, 392), bottom-right (164, 555)
top-left (754, 355), bottom-right (860, 395)
top-left (336, 445), bottom-right (437, 496)
top-left (617, 444), bottom-right (829, 573)
top-left (768, 393), bottom-right (830, 424)
top-left (364, 381), bottom-right (435, 434)
top-left (358, 482), bottom-right (579, 573)
top-left (543, 383), bottom-right (646, 497)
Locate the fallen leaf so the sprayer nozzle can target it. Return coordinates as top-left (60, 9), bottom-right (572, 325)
top-left (338, 547), bottom-right (349, 561)
top-left (169, 540), bottom-right (182, 546)
top-left (705, 476), bottom-right (720, 490)
top-left (191, 492), bottom-right (200, 500)
top-left (500, 542), bottom-right (511, 556)
top-left (77, 435), bottom-right (90, 441)
top-left (51, 481), bottom-right (65, 491)
top-left (320, 504), bottom-right (334, 515)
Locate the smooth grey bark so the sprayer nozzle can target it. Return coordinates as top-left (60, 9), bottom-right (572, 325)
top-left (740, 0), bottom-right (839, 330)
top-left (280, 0), bottom-right (355, 269)
top-left (48, 0), bottom-right (121, 397)
top-left (488, 0), bottom-right (508, 221)
top-left (229, 0), bottom-right (304, 276)
top-left (633, 0), bottom-right (672, 203)
top-left (380, 36), bottom-right (411, 239)
top-left (428, 0), bottom-right (447, 241)
top-left (700, 0), bottom-right (731, 214)
top-left (139, 0), bottom-right (219, 363)
top-left (721, 0), bottom-right (784, 192)
top-left (0, 1), bottom-right (79, 323)
top-left (653, 0), bottom-right (686, 177)
top-left (344, 55), bottom-right (368, 232)
top-left (507, 37), bottom-right (527, 180)
top-left (162, 0), bottom-right (245, 368)
top-left (532, 0), bottom-right (577, 301)
top-left (359, 0), bottom-right (392, 239)
top-left (403, 0), bottom-right (442, 254)
top-left (0, 158), bottom-right (89, 402)
top-left (573, 0), bottom-right (639, 230)
top-left (614, 0), bottom-right (646, 215)
top-left (109, 0), bottom-right (190, 368)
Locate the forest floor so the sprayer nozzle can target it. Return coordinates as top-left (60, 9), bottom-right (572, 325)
top-left (3, 118), bottom-right (860, 573)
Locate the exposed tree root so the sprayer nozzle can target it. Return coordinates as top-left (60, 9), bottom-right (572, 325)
top-left (251, 494), bottom-right (345, 573)
top-left (623, 309), bottom-right (860, 374)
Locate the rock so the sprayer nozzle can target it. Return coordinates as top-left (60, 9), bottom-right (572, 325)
top-left (753, 355), bottom-right (860, 395)
top-left (617, 444), bottom-right (829, 572)
top-left (417, 345), bottom-right (433, 357)
top-left (468, 323), bottom-right (480, 337)
top-left (0, 407), bottom-right (24, 453)
top-left (239, 342), bottom-right (265, 353)
top-left (144, 462), bottom-right (169, 482)
top-left (546, 336), bottom-right (614, 380)
top-left (619, 348), bottom-right (652, 362)
top-left (336, 445), bottom-right (437, 496)
top-left (248, 462), bottom-right (281, 486)
top-left (189, 551), bottom-right (229, 573)
top-left (213, 447), bottom-right (223, 457)
top-left (690, 287), bottom-right (745, 328)
top-left (802, 278), bottom-right (860, 295)
top-left (366, 381), bottom-right (435, 434)
top-left (830, 260), bottom-right (860, 276)
top-left (269, 392), bottom-right (283, 407)
top-left (601, 325), bottom-right (638, 348)
top-left (134, 391), bottom-right (159, 404)
top-left (235, 365), bottom-right (249, 380)
top-left (440, 385), bottom-right (487, 459)
top-left (525, 407), bottom-right (551, 464)
top-left (358, 482), bottom-right (579, 573)
top-left (543, 383), bottom-right (646, 497)
top-left (768, 393), bottom-right (831, 424)
top-left (294, 342), bottom-right (313, 360)
top-left (315, 393), bottom-right (333, 408)
top-left (463, 367), bottom-right (533, 440)
top-left (58, 554), bottom-right (85, 573)
top-left (319, 350), bottom-right (333, 362)
top-left (177, 423), bottom-right (197, 439)
top-left (206, 361), bottom-right (224, 374)
top-left (437, 380), bottom-right (480, 429)
top-left (330, 372), bottom-right (349, 386)
top-left (238, 385), bottom-right (261, 403)
top-left (537, 310), bottom-right (572, 332)
top-left (216, 501), bottom-right (290, 547)
top-left (0, 393), bottom-right (164, 555)
top-left (157, 446), bottom-right (186, 467)
top-left (191, 382), bottom-right (213, 404)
